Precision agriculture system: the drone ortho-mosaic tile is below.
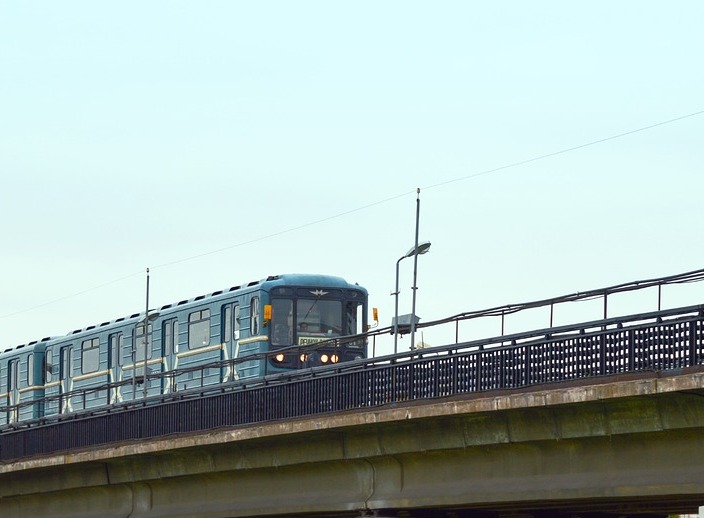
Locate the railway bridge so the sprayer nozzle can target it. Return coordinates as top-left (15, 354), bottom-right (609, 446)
top-left (2, 299), bottom-right (704, 517)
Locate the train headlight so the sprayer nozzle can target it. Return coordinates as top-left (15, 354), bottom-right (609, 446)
top-left (275, 353), bottom-right (285, 362)
top-left (320, 354), bottom-right (329, 364)
top-left (331, 354), bottom-right (339, 363)
top-left (299, 354), bottom-right (307, 362)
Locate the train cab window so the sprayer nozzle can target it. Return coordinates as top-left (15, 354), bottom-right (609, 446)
top-left (188, 310), bottom-right (210, 349)
top-left (271, 299), bottom-right (293, 346)
top-left (346, 301), bottom-right (363, 335)
top-left (250, 297), bottom-right (260, 335)
top-left (82, 338), bottom-right (100, 374)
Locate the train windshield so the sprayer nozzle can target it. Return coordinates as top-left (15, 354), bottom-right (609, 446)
top-left (297, 299), bottom-right (341, 336)
top-left (270, 295), bottom-right (364, 347)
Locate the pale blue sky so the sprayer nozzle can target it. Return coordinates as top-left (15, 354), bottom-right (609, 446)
top-left (2, 2), bottom-right (703, 353)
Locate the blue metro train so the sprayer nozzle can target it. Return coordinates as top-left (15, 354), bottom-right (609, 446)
top-left (0, 273), bottom-right (368, 427)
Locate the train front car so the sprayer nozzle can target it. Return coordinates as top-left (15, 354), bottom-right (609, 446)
top-left (264, 274), bottom-right (368, 372)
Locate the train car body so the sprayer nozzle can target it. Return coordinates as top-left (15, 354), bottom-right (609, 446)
top-left (0, 340), bottom-right (47, 425)
top-left (2, 273), bottom-right (368, 425)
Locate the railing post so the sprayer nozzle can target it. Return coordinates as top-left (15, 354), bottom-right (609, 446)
top-left (658, 284), bottom-right (662, 311)
top-left (690, 319), bottom-right (699, 367)
top-left (476, 350), bottom-right (483, 392)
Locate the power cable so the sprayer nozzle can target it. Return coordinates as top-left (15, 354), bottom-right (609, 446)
top-left (2, 108), bottom-right (702, 321)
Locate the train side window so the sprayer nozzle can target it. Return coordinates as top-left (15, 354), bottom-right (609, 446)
top-left (27, 354), bottom-right (34, 387)
top-left (8, 360), bottom-right (18, 390)
top-left (233, 305), bottom-right (240, 340)
top-left (134, 323), bottom-right (154, 362)
top-left (27, 355), bottom-right (34, 386)
top-left (122, 335), bottom-right (131, 366)
top-left (250, 297), bottom-right (260, 335)
top-left (173, 320), bottom-right (179, 354)
top-left (163, 320), bottom-right (178, 356)
top-left (222, 305), bottom-right (231, 343)
top-left (45, 347), bottom-right (53, 383)
top-left (82, 338), bottom-right (100, 374)
top-left (108, 333), bottom-right (123, 369)
top-left (220, 305), bottom-right (240, 341)
top-left (164, 321), bottom-right (172, 356)
top-left (188, 310), bottom-right (210, 349)
top-left (60, 347), bottom-right (73, 380)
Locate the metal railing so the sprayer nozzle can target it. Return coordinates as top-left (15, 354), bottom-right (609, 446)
top-left (1, 299), bottom-right (703, 462)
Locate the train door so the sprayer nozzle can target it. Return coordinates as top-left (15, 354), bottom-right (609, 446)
top-left (133, 322), bottom-right (156, 397)
top-left (27, 353), bottom-right (39, 419)
top-left (221, 304), bottom-right (240, 381)
top-left (43, 346), bottom-right (60, 416)
top-left (107, 332), bottom-right (123, 404)
top-left (59, 345), bottom-right (73, 413)
top-left (8, 359), bottom-right (19, 423)
top-left (161, 319), bottom-right (178, 393)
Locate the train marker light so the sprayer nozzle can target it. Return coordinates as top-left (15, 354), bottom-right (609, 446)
top-left (263, 304), bottom-right (272, 327)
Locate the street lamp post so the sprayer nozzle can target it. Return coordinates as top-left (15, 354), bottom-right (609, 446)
top-left (139, 268), bottom-right (160, 399)
top-left (143, 268), bottom-right (150, 399)
top-left (393, 240), bottom-right (431, 353)
top-left (410, 189), bottom-right (421, 351)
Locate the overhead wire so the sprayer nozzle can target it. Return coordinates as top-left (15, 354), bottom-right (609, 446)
top-left (158, 108), bottom-right (704, 270)
top-left (2, 108), bottom-right (703, 321)
top-left (422, 108), bottom-right (704, 191)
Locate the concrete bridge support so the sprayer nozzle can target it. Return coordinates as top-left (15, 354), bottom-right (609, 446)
top-left (1, 371), bottom-right (704, 517)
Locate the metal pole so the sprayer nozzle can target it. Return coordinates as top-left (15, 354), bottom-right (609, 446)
top-left (658, 284), bottom-right (662, 311)
top-left (410, 188), bottom-right (421, 350)
top-left (393, 256), bottom-right (402, 354)
top-left (143, 268), bottom-right (149, 399)
top-left (132, 331), bottom-right (136, 400)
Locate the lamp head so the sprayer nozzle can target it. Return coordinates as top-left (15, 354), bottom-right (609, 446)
top-left (403, 241), bottom-right (431, 259)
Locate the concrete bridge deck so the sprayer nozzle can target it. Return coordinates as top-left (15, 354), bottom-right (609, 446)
top-left (2, 368), bottom-right (704, 518)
